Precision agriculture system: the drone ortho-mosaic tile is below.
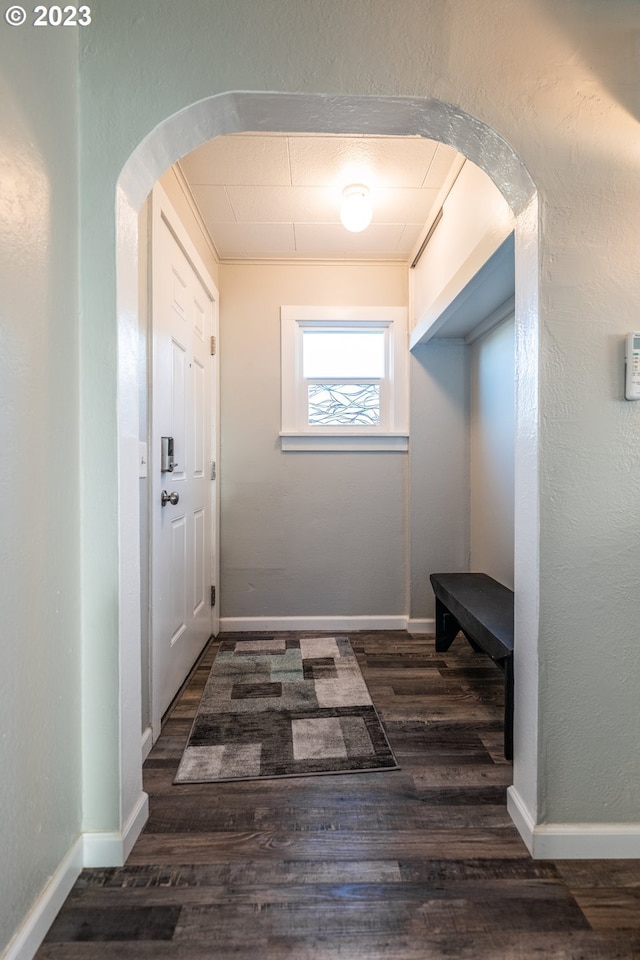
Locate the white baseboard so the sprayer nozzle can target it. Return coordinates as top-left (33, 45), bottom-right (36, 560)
top-left (407, 618), bottom-right (435, 635)
top-left (507, 786), bottom-right (640, 859)
top-left (122, 790), bottom-right (151, 862)
top-left (82, 791), bottom-right (149, 868)
top-left (3, 837), bottom-right (83, 960)
top-left (4, 793), bottom-right (150, 959)
top-left (141, 725), bottom-right (153, 762)
top-left (531, 823), bottom-right (640, 860)
top-left (507, 785), bottom-right (536, 854)
top-left (219, 615), bottom-right (409, 632)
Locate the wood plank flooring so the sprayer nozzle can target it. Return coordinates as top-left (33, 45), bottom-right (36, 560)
top-left (37, 632), bottom-right (640, 958)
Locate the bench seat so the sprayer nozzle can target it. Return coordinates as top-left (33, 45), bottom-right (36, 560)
top-left (429, 572), bottom-right (514, 760)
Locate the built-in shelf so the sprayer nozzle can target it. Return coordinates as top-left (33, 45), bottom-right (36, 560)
top-left (409, 232), bottom-right (515, 348)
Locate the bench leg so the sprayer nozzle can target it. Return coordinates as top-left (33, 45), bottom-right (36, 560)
top-left (461, 630), bottom-right (483, 654)
top-left (434, 597), bottom-right (461, 652)
top-left (504, 653), bottom-right (514, 762)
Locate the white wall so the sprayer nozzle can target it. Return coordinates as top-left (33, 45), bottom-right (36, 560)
top-left (470, 317), bottom-right (515, 588)
top-left (138, 197), bottom-right (151, 736)
top-left (0, 25), bottom-right (81, 957)
top-left (219, 262), bottom-right (408, 621)
top-left (411, 159), bottom-right (514, 340)
top-left (158, 166), bottom-right (220, 288)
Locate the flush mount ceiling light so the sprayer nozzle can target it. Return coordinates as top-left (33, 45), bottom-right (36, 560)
top-left (340, 184), bottom-right (372, 233)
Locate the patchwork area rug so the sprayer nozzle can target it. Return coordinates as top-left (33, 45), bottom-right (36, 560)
top-left (175, 635), bottom-right (398, 783)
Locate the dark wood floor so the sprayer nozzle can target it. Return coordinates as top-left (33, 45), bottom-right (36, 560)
top-left (38, 632), bottom-right (640, 958)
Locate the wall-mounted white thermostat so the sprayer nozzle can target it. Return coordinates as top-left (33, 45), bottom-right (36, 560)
top-left (625, 333), bottom-right (640, 400)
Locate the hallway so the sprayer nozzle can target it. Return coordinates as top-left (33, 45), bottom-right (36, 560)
top-left (37, 633), bottom-right (640, 958)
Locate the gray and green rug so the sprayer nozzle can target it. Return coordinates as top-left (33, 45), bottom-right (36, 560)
top-left (175, 635), bottom-right (398, 783)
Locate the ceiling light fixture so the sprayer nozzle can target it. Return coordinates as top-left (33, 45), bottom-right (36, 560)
top-left (340, 184), bottom-right (372, 233)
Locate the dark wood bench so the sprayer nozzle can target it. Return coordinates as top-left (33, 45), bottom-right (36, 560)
top-left (429, 572), bottom-right (514, 760)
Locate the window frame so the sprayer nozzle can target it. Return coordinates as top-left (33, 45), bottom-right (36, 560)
top-left (280, 305), bottom-right (409, 452)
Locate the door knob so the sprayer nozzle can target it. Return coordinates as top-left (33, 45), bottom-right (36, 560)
top-left (161, 490), bottom-right (179, 506)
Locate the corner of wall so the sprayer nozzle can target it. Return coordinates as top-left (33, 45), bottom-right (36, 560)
top-left (2, 839), bottom-right (83, 960)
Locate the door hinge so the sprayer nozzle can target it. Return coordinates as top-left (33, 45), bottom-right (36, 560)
top-left (210, 585), bottom-right (216, 607)
top-left (210, 335), bottom-right (216, 356)
top-left (210, 460), bottom-right (216, 480)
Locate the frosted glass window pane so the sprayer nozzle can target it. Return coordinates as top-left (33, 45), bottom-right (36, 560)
top-left (303, 331), bottom-right (385, 379)
top-left (308, 383), bottom-right (380, 425)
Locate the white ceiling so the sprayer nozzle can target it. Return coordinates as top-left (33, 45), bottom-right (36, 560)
top-left (179, 133), bottom-right (463, 263)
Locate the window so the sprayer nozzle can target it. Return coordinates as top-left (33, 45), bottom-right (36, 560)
top-left (280, 306), bottom-right (409, 451)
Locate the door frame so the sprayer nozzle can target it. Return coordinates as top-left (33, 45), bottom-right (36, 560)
top-left (113, 91), bottom-right (539, 864)
top-left (148, 183), bottom-right (221, 741)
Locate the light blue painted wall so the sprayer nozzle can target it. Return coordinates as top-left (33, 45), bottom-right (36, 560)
top-left (0, 24), bottom-right (81, 956)
top-left (76, 0), bottom-right (640, 833)
top-left (409, 341), bottom-right (470, 620)
top-left (2, 2), bottom-right (640, 950)
top-left (470, 318), bottom-right (516, 589)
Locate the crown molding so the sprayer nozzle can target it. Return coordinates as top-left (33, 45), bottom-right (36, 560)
top-left (218, 257), bottom-right (409, 267)
top-left (172, 163), bottom-right (220, 264)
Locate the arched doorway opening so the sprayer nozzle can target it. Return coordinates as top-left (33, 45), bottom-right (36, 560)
top-left (115, 91), bottom-right (539, 859)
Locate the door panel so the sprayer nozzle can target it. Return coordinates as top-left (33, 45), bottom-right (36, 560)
top-left (193, 292), bottom-right (206, 343)
top-left (151, 192), bottom-right (219, 736)
top-left (193, 507), bottom-right (205, 615)
top-left (170, 514), bottom-right (187, 643)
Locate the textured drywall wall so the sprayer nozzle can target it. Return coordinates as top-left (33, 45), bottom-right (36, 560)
top-left (470, 318), bottom-right (515, 589)
top-left (0, 24), bottom-right (81, 956)
top-left (76, 0), bottom-right (640, 839)
top-left (219, 262), bottom-right (408, 618)
top-left (409, 342), bottom-right (470, 620)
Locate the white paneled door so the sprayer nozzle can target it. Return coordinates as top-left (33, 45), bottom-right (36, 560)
top-left (151, 186), bottom-right (219, 738)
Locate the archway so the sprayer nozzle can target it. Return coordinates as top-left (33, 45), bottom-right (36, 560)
top-left (115, 91), bottom-right (539, 859)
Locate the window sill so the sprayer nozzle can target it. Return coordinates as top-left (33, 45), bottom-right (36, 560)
top-left (280, 433), bottom-right (409, 452)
